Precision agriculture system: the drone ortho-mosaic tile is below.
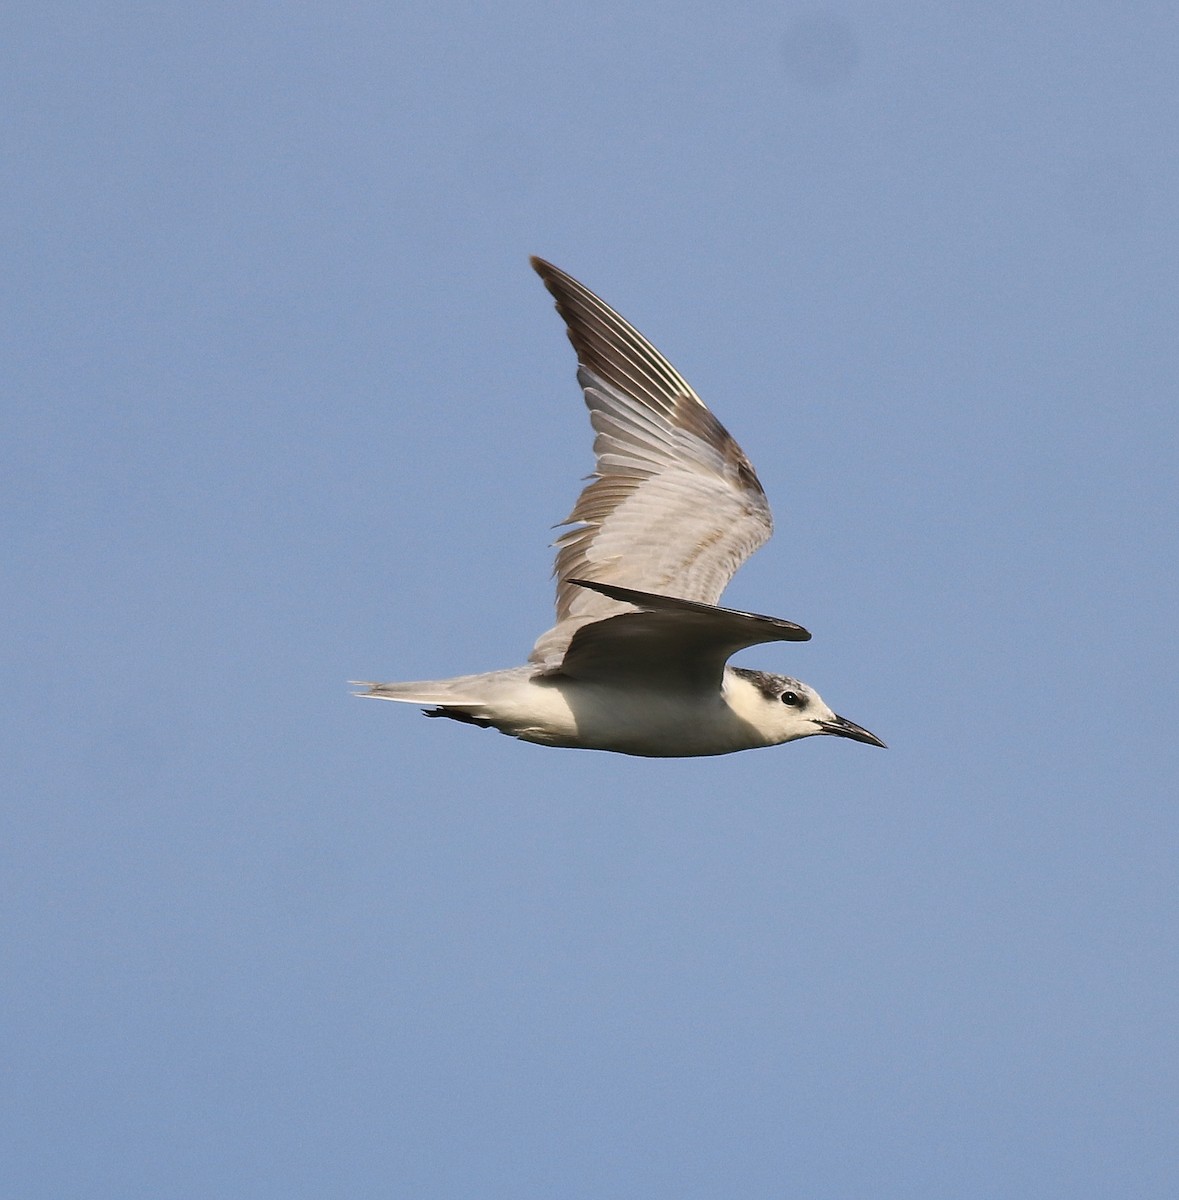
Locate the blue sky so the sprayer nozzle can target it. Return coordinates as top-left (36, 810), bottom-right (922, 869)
top-left (5, 3), bottom-right (1178, 1196)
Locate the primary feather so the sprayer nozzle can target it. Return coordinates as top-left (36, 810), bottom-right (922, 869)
top-left (528, 257), bottom-right (774, 667)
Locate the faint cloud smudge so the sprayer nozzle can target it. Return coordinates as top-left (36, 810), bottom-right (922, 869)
top-left (781, 11), bottom-right (860, 90)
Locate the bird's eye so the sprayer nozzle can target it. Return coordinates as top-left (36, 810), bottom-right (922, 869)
top-left (780, 691), bottom-right (801, 707)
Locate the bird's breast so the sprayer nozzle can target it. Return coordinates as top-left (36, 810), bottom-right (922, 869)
top-left (504, 675), bottom-right (766, 757)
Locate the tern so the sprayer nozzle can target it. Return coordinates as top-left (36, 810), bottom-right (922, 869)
top-left (354, 258), bottom-right (884, 757)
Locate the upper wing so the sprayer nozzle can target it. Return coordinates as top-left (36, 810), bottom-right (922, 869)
top-left (528, 258), bottom-right (775, 666)
top-left (552, 579), bottom-right (810, 692)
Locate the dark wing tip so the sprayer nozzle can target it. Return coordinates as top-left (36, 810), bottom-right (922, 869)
top-left (530, 255), bottom-right (562, 287)
top-left (530, 257), bottom-right (592, 323)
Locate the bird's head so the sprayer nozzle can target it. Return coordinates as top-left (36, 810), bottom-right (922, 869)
top-left (726, 667), bottom-right (886, 749)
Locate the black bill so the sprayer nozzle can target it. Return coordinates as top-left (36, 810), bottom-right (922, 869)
top-left (818, 714), bottom-right (887, 748)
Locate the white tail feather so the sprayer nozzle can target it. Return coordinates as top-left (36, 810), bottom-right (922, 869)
top-left (350, 679), bottom-right (486, 705)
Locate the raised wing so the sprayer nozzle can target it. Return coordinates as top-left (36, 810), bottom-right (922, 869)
top-left (553, 579), bottom-right (810, 691)
top-left (528, 258), bottom-right (775, 666)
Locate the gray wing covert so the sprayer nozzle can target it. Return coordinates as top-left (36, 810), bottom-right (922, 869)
top-left (551, 580), bottom-right (810, 692)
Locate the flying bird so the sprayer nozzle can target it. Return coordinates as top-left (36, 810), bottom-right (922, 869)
top-left (354, 258), bottom-right (884, 757)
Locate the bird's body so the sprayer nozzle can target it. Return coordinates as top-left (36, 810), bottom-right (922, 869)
top-left (369, 663), bottom-right (834, 758)
top-left (355, 258), bottom-right (884, 757)
top-left (394, 664), bottom-right (755, 757)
